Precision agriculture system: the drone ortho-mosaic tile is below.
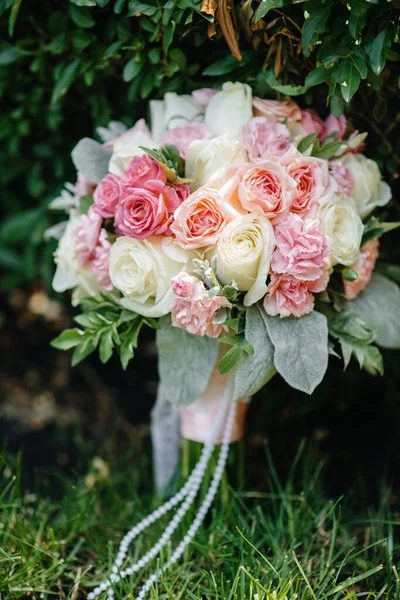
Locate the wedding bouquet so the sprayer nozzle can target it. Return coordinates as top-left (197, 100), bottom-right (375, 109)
top-left (49, 82), bottom-right (400, 599)
top-left (51, 81), bottom-right (399, 403)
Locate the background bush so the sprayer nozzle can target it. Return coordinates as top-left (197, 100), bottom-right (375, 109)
top-left (1, 0), bottom-right (399, 292)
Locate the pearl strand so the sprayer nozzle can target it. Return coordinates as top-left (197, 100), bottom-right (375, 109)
top-left (134, 397), bottom-right (236, 600)
top-left (87, 385), bottom-right (232, 600)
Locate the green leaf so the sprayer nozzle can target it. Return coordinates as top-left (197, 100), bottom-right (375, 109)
top-left (302, 1), bottom-right (333, 58)
top-left (266, 70), bottom-right (309, 96)
top-left (374, 262), bottom-right (400, 284)
top-left (202, 55), bottom-right (245, 76)
top-left (305, 65), bottom-right (331, 87)
top-left (312, 141), bottom-right (343, 160)
top-left (71, 138), bottom-right (112, 184)
top-left (234, 304), bottom-right (276, 401)
top-left (344, 273), bottom-right (400, 349)
top-left (68, 3), bottom-right (95, 27)
top-left (8, 0), bottom-right (22, 36)
top-left (99, 329), bottom-right (113, 363)
top-left (123, 57), bottom-right (143, 82)
top-left (255, 0), bottom-right (283, 22)
top-left (340, 60), bottom-right (360, 103)
top-left (350, 54), bottom-right (367, 80)
top-left (79, 194), bottom-right (94, 214)
top-left (348, 11), bottom-right (366, 40)
top-left (368, 26), bottom-right (392, 76)
top-left (70, 0), bottom-right (96, 5)
top-left (71, 336), bottom-right (97, 366)
top-left (0, 47), bottom-right (22, 65)
top-left (297, 132), bottom-right (318, 154)
top-left (218, 346), bottom-right (242, 374)
top-left (51, 59), bottom-right (81, 104)
top-left (264, 311), bottom-right (329, 394)
top-left (163, 21), bottom-right (175, 53)
top-left (51, 328), bottom-right (87, 350)
top-left (156, 317), bottom-right (219, 407)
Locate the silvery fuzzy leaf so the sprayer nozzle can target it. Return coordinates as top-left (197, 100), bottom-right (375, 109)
top-left (344, 273), bottom-right (400, 349)
top-left (71, 138), bottom-right (112, 184)
top-left (234, 304), bottom-right (276, 401)
top-left (49, 187), bottom-right (77, 211)
top-left (44, 221), bottom-right (67, 241)
top-left (96, 120), bottom-right (127, 143)
top-left (156, 317), bottom-right (219, 407)
top-left (264, 311), bottom-right (329, 395)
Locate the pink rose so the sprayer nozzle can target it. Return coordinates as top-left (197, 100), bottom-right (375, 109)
top-left (253, 97), bottom-right (302, 123)
top-left (323, 114), bottom-right (347, 141)
top-left (242, 118), bottom-right (291, 161)
top-left (168, 181), bottom-right (190, 205)
top-left (329, 160), bottom-right (354, 196)
top-left (343, 239), bottom-right (379, 300)
top-left (300, 109), bottom-right (325, 138)
top-left (74, 207), bottom-right (102, 266)
top-left (89, 229), bottom-right (113, 290)
top-left (192, 88), bottom-right (218, 108)
top-left (114, 180), bottom-right (180, 239)
top-left (282, 153), bottom-right (331, 216)
top-left (160, 123), bottom-right (213, 159)
top-left (93, 173), bottom-right (124, 218)
top-left (171, 280), bottom-right (232, 338)
top-left (123, 154), bottom-right (166, 188)
top-left (170, 187), bottom-right (232, 249)
top-left (74, 171), bottom-right (96, 199)
top-left (263, 274), bottom-right (315, 318)
top-left (229, 162), bottom-right (296, 222)
top-left (271, 213), bottom-right (331, 282)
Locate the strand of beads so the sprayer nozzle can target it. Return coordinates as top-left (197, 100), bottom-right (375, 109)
top-left (87, 384), bottom-right (233, 600)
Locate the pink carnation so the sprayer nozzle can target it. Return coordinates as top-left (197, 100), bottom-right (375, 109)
top-left (171, 279), bottom-right (232, 338)
top-left (160, 123), bottom-right (213, 159)
top-left (271, 213), bottom-right (331, 282)
top-left (323, 114), bottom-right (347, 141)
top-left (171, 273), bottom-right (203, 299)
top-left (74, 207), bottom-right (102, 266)
top-left (263, 274), bottom-right (315, 318)
top-left (329, 160), bottom-right (354, 196)
top-left (115, 180), bottom-right (180, 239)
top-left (300, 109), bottom-right (325, 138)
top-left (93, 173), bottom-right (124, 218)
top-left (89, 229), bottom-right (113, 290)
top-left (343, 239), bottom-right (379, 300)
top-left (123, 154), bottom-right (166, 188)
top-left (192, 88), bottom-right (218, 108)
top-left (242, 118), bottom-right (291, 161)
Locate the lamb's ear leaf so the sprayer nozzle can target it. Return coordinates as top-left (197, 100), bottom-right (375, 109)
top-left (156, 317), bottom-right (219, 408)
top-left (71, 138), bottom-right (112, 183)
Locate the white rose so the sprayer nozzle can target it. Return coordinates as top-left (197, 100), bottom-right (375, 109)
top-left (52, 213), bottom-right (103, 306)
top-left (109, 236), bottom-right (191, 317)
top-left (205, 82), bottom-right (253, 137)
top-left (109, 125), bottom-right (156, 176)
top-left (213, 214), bottom-right (275, 306)
top-left (340, 153), bottom-right (391, 219)
top-left (150, 93), bottom-right (204, 142)
top-left (320, 200), bottom-right (364, 266)
top-left (185, 134), bottom-right (248, 190)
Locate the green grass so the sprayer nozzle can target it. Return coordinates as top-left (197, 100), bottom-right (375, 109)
top-left (0, 435), bottom-right (399, 600)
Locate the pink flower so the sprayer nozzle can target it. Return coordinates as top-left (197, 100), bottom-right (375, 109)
top-left (89, 229), bottom-right (113, 290)
top-left (300, 109), bottom-right (325, 138)
top-left (171, 272), bottom-right (202, 299)
top-left (329, 160), bottom-right (354, 196)
top-left (192, 88), bottom-right (218, 108)
top-left (74, 171), bottom-right (96, 199)
top-left (171, 187), bottom-right (232, 249)
top-left (74, 207), bottom-right (102, 266)
top-left (263, 274), bottom-right (315, 318)
top-left (242, 118), bottom-right (291, 161)
top-left (253, 97), bottom-right (302, 123)
top-left (161, 123), bottom-right (213, 159)
top-left (233, 162), bottom-right (296, 222)
top-left (343, 239), bottom-right (379, 300)
top-left (171, 279), bottom-right (232, 338)
top-left (323, 114), bottom-right (347, 141)
top-left (93, 174), bottom-right (124, 218)
top-left (283, 154), bottom-right (331, 216)
top-left (123, 154), bottom-right (166, 188)
top-left (114, 180), bottom-right (180, 239)
top-left (168, 181), bottom-right (190, 204)
top-left (271, 213), bottom-right (331, 282)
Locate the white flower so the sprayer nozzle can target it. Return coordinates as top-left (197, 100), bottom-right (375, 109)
top-left (150, 93), bottom-right (204, 142)
top-left (109, 236), bottom-right (191, 317)
top-left (108, 124), bottom-right (156, 176)
top-left (204, 82), bottom-right (253, 137)
top-left (319, 199), bottom-right (363, 266)
top-left (213, 214), bottom-right (275, 306)
top-left (185, 134), bottom-right (248, 190)
top-left (340, 153), bottom-right (392, 219)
